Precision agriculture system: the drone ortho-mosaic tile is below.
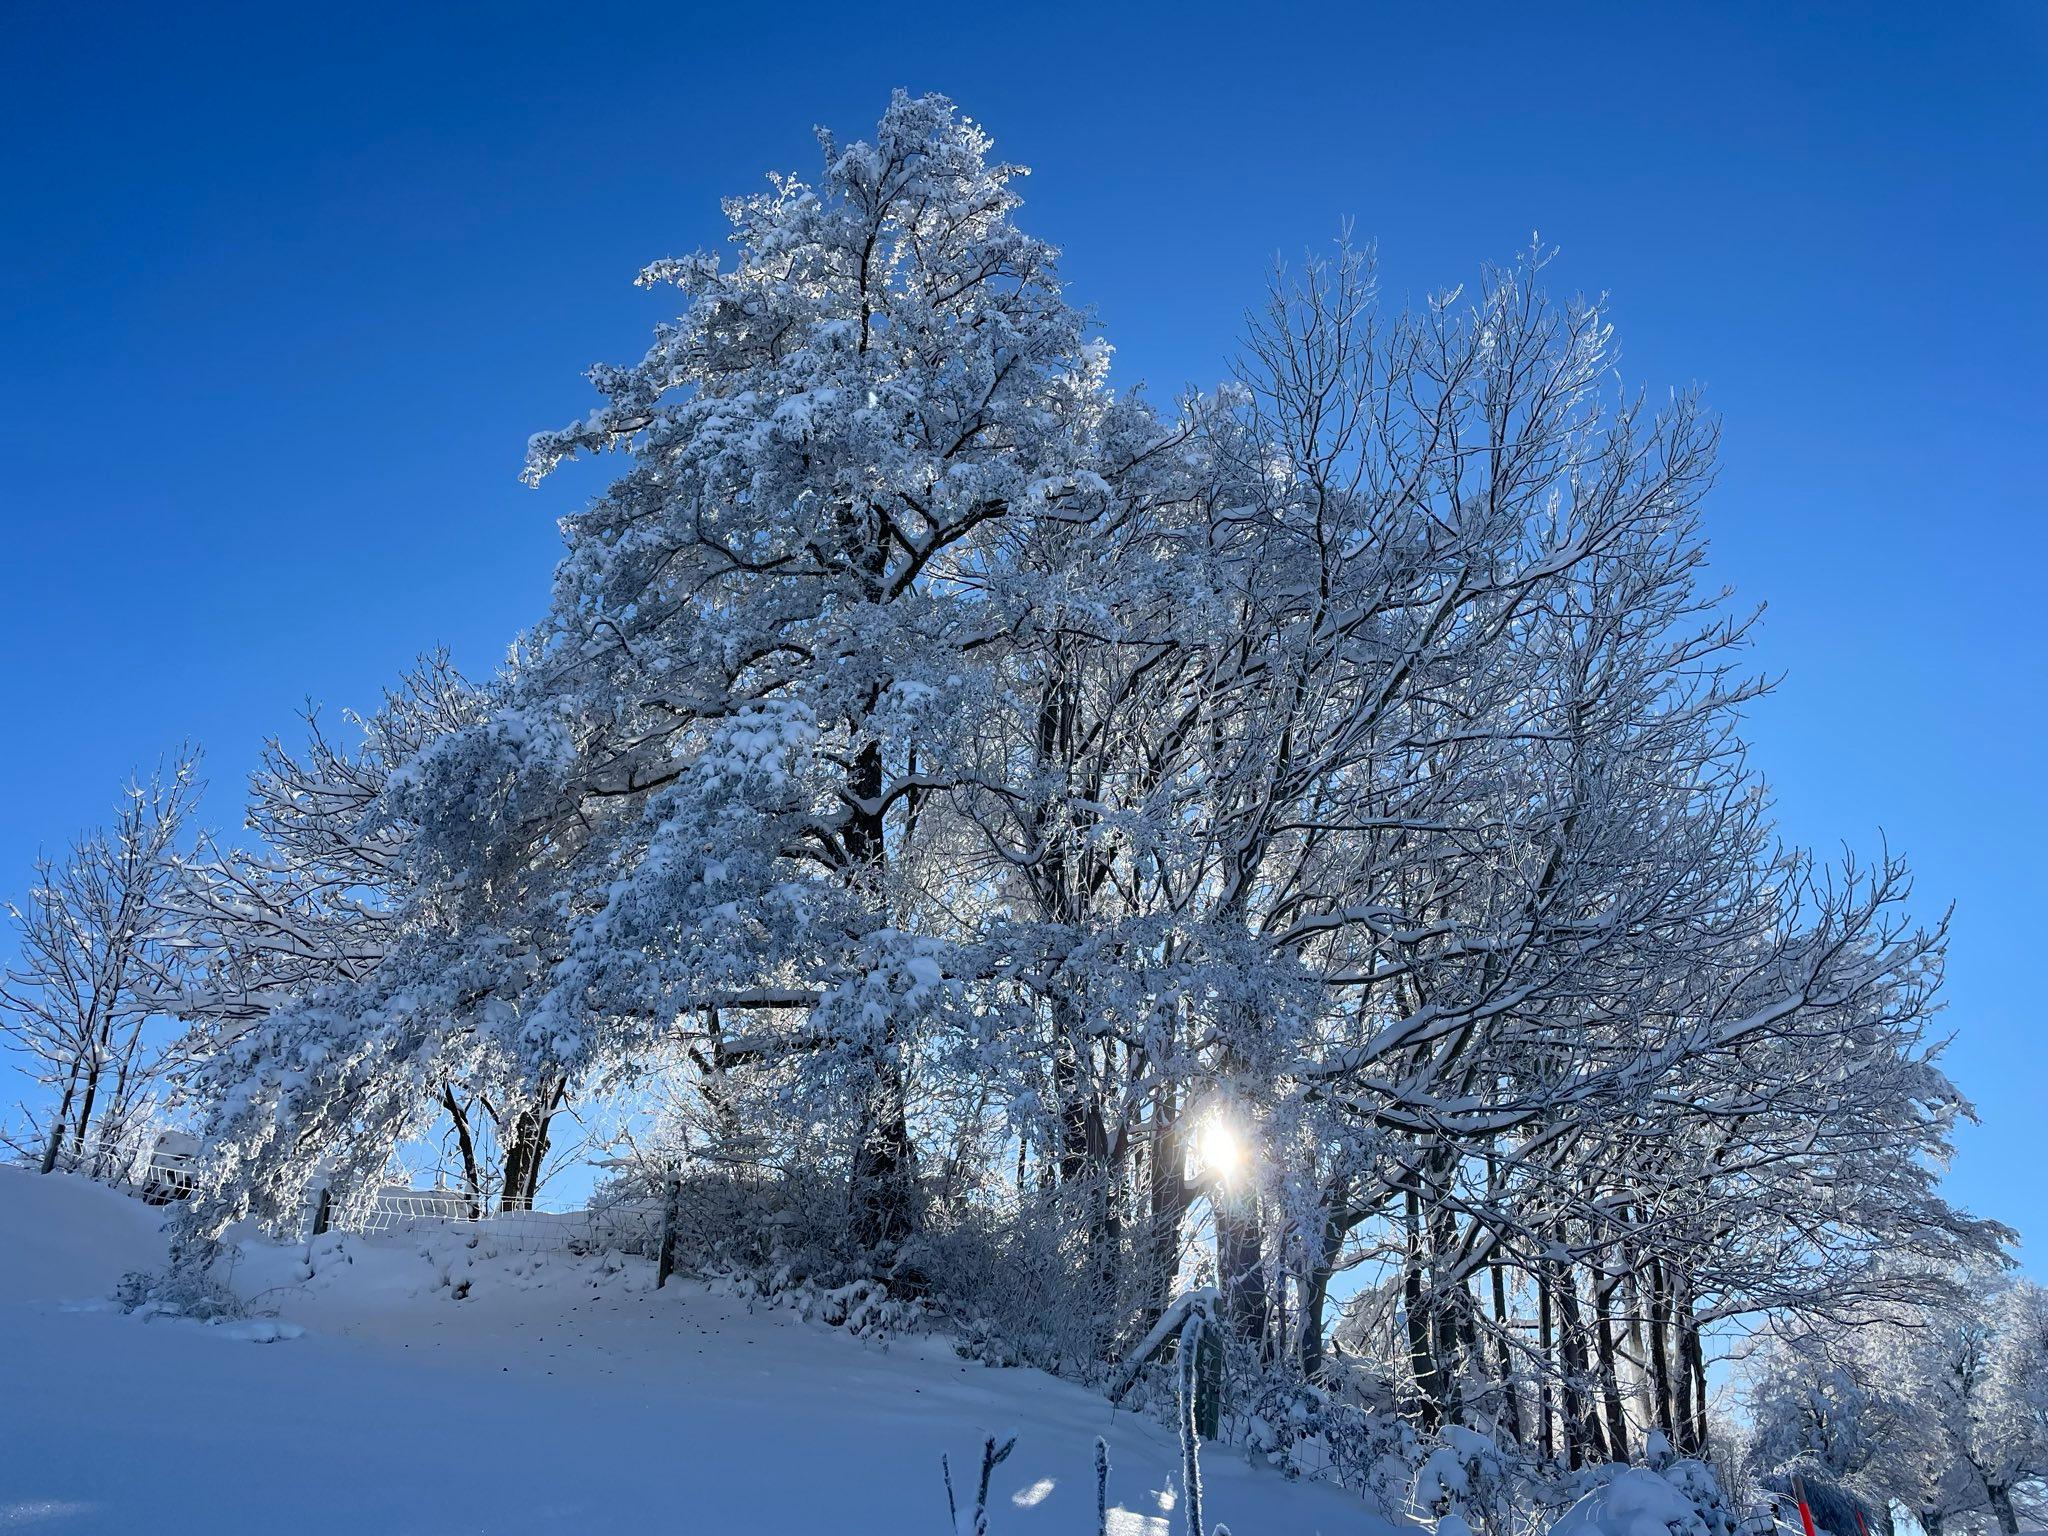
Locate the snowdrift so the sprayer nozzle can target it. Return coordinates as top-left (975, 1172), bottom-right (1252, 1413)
top-left (0, 1168), bottom-right (1401, 1535)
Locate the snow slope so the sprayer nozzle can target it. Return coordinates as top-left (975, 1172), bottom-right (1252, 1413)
top-left (0, 1169), bottom-right (1404, 1535)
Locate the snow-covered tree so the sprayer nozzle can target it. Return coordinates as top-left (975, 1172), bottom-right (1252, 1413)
top-left (1745, 1268), bottom-right (2048, 1536)
top-left (150, 91), bottom-right (2013, 1499)
top-left (181, 92), bottom-right (1187, 1245)
top-left (167, 658), bottom-right (585, 1212)
top-left (3, 753), bottom-right (201, 1174)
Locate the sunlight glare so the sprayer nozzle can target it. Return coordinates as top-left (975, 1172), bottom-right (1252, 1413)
top-left (1196, 1114), bottom-right (1247, 1184)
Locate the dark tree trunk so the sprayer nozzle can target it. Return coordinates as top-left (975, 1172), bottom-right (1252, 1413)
top-left (1490, 1255), bottom-right (1524, 1443)
top-left (1428, 1200), bottom-right (1468, 1428)
top-left (441, 1084), bottom-right (484, 1219)
top-left (497, 1077), bottom-right (565, 1213)
top-left (1299, 1191), bottom-right (1349, 1382)
top-left (1988, 1485), bottom-right (2020, 1536)
top-left (841, 729), bottom-right (920, 1254)
top-left (1670, 1265), bottom-right (1704, 1455)
top-left (1217, 1199), bottom-right (1269, 1358)
top-left (1089, 1103), bottom-right (1122, 1328)
top-left (655, 1174), bottom-right (681, 1288)
top-left (1140, 1092), bottom-right (1187, 1334)
top-left (499, 1110), bottom-right (538, 1212)
top-left (1645, 1252), bottom-right (1677, 1440)
top-left (1552, 1257), bottom-right (1603, 1466)
top-left (1681, 1310), bottom-right (1708, 1455)
top-left (1054, 1021), bottom-right (1090, 1185)
top-left (1051, 1000), bottom-right (1122, 1329)
top-left (849, 1056), bottom-right (918, 1250)
top-left (40, 1064), bottom-right (80, 1174)
top-left (1405, 1186), bottom-right (1446, 1430)
top-left (1592, 1267), bottom-right (1632, 1464)
top-left (70, 1064), bottom-right (103, 1165)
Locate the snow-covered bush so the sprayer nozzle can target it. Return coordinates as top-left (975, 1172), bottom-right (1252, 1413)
top-left (1217, 1373), bottom-right (1432, 1520)
top-left (113, 1263), bottom-right (248, 1324)
top-left (1551, 1465), bottom-right (1733, 1536)
top-left (1413, 1426), bottom-right (1524, 1530)
top-left (1655, 1453), bottom-right (1741, 1536)
top-left (587, 1164), bottom-right (866, 1284)
top-left (910, 1195), bottom-right (1141, 1383)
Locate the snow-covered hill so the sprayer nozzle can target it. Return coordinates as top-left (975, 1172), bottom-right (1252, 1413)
top-left (0, 1169), bottom-right (1403, 1535)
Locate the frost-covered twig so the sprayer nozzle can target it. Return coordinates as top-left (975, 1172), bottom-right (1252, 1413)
top-left (1178, 1309), bottom-right (1206, 1536)
top-left (941, 1432), bottom-right (1015, 1536)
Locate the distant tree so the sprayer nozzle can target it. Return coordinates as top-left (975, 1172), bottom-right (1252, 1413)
top-left (3, 753), bottom-right (200, 1174)
top-left (1947, 1279), bottom-right (2048, 1534)
top-left (1745, 1267), bottom-right (2048, 1536)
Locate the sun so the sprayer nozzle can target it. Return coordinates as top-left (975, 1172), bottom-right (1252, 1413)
top-left (1195, 1114), bottom-right (1248, 1184)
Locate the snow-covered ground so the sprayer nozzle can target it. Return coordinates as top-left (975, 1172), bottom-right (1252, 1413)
top-left (0, 1168), bottom-right (1401, 1535)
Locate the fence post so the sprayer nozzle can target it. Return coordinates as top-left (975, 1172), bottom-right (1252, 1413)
top-left (655, 1173), bottom-right (681, 1288)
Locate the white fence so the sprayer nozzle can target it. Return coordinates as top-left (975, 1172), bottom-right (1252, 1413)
top-left (17, 1129), bottom-right (203, 1206)
top-left (13, 1132), bottom-right (664, 1255)
top-left (318, 1186), bottom-right (666, 1254)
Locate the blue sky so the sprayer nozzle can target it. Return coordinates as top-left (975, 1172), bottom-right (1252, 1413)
top-left (2, 2), bottom-right (2043, 1265)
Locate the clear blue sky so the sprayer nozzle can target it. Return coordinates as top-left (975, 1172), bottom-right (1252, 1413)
top-left (2, 2), bottom-right (2042, 1265)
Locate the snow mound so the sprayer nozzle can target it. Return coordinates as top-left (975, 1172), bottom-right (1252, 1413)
top-left (1552, 1466), bottom-right (1721, 1536)
top-left (0, 1167), bottom-right (170, 1304)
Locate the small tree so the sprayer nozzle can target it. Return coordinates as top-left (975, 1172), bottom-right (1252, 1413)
top-left (3, 753), bottom-right (200, 1175)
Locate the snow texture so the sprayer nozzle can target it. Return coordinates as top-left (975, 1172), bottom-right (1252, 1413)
top-left (0, 1168), bottom-right (1405, 1535)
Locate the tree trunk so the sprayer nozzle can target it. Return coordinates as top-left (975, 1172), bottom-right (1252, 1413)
top-left (1428, 1200), bottom-right (1468, 1428)
top-left (1672, 1266), bottom-right (1707, 1455)
top-left (849, 1055), bottom-right (917, 1251)
top-left (1090, 1105), bottom-right (1122, 1334)
top-left (1490, 1255), bottom-right (1525, 1443)
top-left (1140, 1093), bottom-right (1186, 1335)
top-left (1645, 1252), bottom-right (1677, 1440)
top-left (1592, 1266), bottom-right (1632, 1463)
top-left (70, 1063), bottom-right (103, 1166)
top-left (1216, 1198), bottom-right (1269, 1357)
top-left (40, 1063), bottom-right (80, 1174)
top-left (1405, 1186), bottom-right (1446, 1430)
top-left (1299, 1191), bottom-right (1348, 1382)
top-left (496, 1077), bottom-right (564, 1213)
top-left (1681, 1310), bottom-right (1708, 1455)
top-left (655, 1174), bottom-right (682, 1288)
top-left (441, 1084), bottom-right (484, 1218)
top-left (499, 1111), bottom-right (538, 1212)
top-left (1052, 1006), bottom-right (1122, 1335)
top-left (1538, 1268), bottom-right (1556, 1459)
top-left (1987, 1485), bottom-right (2020, 1536)
top-left (1552, 1257), bottom-right (1603, 1466)
top-left (840, 724), bottom-right (919, 1254)
top-left (1054, 1020), bottom-right (1090, 1184)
